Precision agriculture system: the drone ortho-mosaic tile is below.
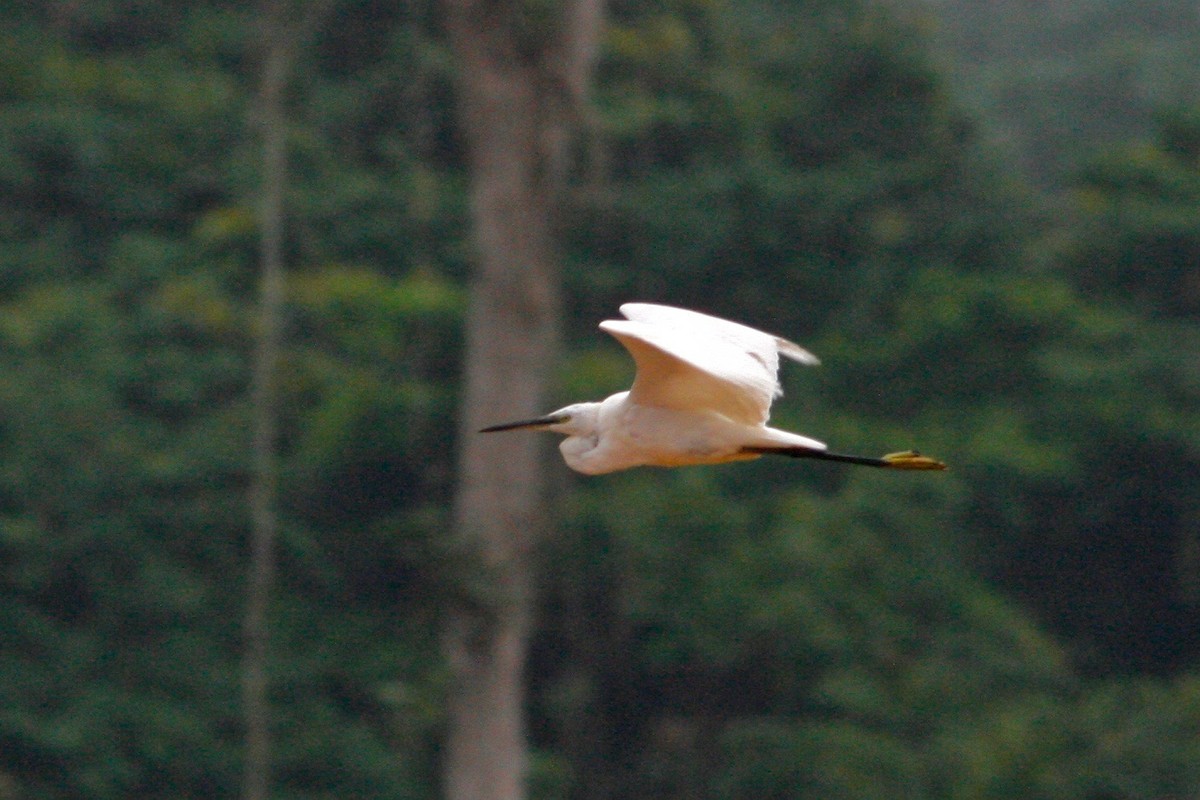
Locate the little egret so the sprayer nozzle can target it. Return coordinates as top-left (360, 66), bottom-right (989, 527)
top-left (481, 303), bottom-right (946, 475)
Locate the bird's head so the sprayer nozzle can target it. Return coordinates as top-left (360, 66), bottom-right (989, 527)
top-left (479, 402), bottom-right (600, 437)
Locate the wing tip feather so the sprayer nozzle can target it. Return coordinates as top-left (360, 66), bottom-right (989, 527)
top-left (777, 337), bottom-right (821, 366)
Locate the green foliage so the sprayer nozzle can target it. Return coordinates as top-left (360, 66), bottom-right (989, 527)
top-left (921, 0), bottom-right (1200, 186)
top-left (0, 3), bottom-right (460, 797)
top-left (573, 0), bottom-right (1029, 347)
top-left (541, 466), bottom-right (1075, 798)
top-left (1065, 112), bottom-right (1200, 320)
top-left (2, 0), bottom-right (1199, 798)
top-left (936, 676), bottom-right (1200, 800)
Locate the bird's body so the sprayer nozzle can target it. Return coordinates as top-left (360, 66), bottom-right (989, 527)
top-left (548, 391), bottom-right (826, 475)
top-left (481, 303), bottom-right (945, 475)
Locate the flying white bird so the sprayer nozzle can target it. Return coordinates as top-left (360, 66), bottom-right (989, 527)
top-left (481, 303), bottom-right (946, 475)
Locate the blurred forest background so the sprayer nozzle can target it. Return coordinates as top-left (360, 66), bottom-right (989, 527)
top-left (2, 0), bottom-right (1200, 798)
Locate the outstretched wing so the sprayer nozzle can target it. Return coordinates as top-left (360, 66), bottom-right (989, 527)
top-left (599, 303), bottom-right (819, 426)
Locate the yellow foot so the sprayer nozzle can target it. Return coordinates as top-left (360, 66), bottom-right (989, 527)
top-left (881, 450), bottom-right (947, 470)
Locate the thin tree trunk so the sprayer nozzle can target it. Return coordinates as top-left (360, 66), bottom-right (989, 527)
top-left (243, 8), bottom-right (287, 796)
top-left (442, 3), bottom-right (605, 800)
top-left (242, 3), bottom-right (329, 798)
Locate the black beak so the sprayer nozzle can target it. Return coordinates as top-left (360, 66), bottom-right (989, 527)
top-left (479, 413), bottom-right (569, 433)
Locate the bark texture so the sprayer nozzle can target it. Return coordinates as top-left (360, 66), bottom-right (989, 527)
top-left (443, 2), bottom-right (604, 799)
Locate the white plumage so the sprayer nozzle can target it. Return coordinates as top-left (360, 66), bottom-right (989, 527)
top-left (481, 303), bottom-right (945, 475)
top-left (601, 302), bottom-right (819, 427)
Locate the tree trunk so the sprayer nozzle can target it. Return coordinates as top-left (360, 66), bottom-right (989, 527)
top-left (442, 2), bottom-right (604, 800)
top-left (242, 5), bottom-right (288, 797)
top-left (243, 3), bottom-right (329, 798)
